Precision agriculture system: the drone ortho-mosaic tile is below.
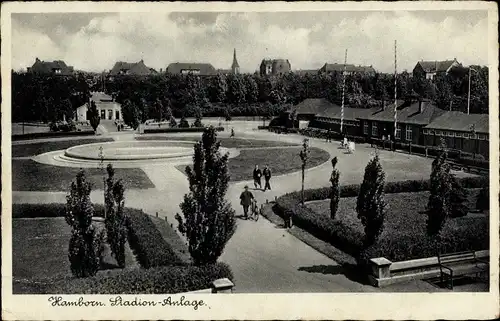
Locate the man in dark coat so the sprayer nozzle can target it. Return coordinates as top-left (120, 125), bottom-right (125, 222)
top-left (253, 165), bottom-right (262, 190)
top-left (239, 185), bottom-right (254, 219)
top-left (263, 165), bottom-right (272, 191)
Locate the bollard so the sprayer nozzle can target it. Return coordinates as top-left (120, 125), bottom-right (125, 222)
top-left (164, 216), bottom-right (168, 222)
top-left (266, 199), bottom-right (269, 204)
top-left (425, 148), bottom-right (428, 158)
top-left (156, 212), bottom-right (158, 218)
top-left (275, 196), bottom-right (278, 202)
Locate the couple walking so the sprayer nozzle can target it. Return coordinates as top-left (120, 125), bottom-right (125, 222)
top-left (253, 165), bottom-right (272, 191)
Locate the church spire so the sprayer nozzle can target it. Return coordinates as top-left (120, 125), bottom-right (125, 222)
top-left (231, 48), bottom-right (240, 74)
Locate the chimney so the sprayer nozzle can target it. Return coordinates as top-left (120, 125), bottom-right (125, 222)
top-left (419, 100), bottom-right (424, 113)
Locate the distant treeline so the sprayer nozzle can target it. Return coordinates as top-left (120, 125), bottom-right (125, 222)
top-left (11, 67), bottom-right (489, 123)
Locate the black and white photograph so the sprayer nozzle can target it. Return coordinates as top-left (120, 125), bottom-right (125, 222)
top-left (2, 1), bottom-right (498, 320)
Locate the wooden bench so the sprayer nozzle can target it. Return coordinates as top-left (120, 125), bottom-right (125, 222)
top-left (437, 250), bottom-right (489, 289)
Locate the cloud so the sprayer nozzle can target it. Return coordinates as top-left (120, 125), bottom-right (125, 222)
top-left (11, 11), bottom-right (489, 73)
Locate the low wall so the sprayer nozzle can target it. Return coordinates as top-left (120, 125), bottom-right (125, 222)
top-left (12, 130), bottom-right (96, 141)
top-left (369, 250), bottom-right (489, 287)
top-left (182, 278), bottom-right (235, 294)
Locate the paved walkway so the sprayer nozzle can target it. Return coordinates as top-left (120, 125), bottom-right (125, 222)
top-left (11, 127), bottom-right (477, 293)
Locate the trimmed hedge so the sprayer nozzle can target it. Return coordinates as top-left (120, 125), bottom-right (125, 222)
top-left (33, 262), bottom-right (233, 294)
top-left (126, 209), bottom-right (184, 268)
top-left (143, 126), bottom-right (224, 134)
top-left (12, 130), bottom-right (96, 141)
top-left (12, 203), bottom-right (104, 218)
top-left (257, 126), bottom-right (269, 130)
top-left (457, 156), bottom-right (489, 169)
top-left (277, 176), bottom-right (486, 207)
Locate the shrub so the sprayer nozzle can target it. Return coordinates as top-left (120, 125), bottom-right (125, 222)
top-left (457, 156), bottom-right (489, 169)
top-left (143, 126), bottom-right (224, 134)
top-left (476, 184), bottom-right (489, 212)
top-left (65, 170), bottom-right (102, 278)
top-left (193, 116), bottom-right (203, 128)
top-left (179, 116), bottom-right (190, 128)
top-left (329, 157), bottom-right (340, 219)
top-left (449, 175), bottom-right (469, 218)
top-left (45, 262), bottom-right (234, 294)
top-left (356, 154), bottom-right (386, 247)
top-left (169, 116), bottom-right (177, 128)
top-left (176, 126), bottom-right (236, 265)
top-left (104, 164), bottom-right (127, 268)
top-left (126, 209), bottom-right (184, 268)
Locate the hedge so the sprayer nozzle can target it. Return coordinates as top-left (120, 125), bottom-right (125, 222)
top-left (277, 176), bottom-right (486, 207)
top-left (257, 126), bottom-right (269, 130)
top-left (33, 262), bottom-right (233, 294)
top-left (126, 209), bottom-right (184, 268)
top-left (12, 203), bottom-right (104, 218)
top-left (12, 130), bottom-right (96, 141)
top-left (457, 156), bottom-right (489, 169)
top-left (143, 126), bottom-right (224, 134)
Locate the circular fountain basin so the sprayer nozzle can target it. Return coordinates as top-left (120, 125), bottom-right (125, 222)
top-left (65, 141), bottom-right (196, 161)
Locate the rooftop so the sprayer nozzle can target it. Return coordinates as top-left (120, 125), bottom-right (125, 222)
top-left (425, 111), bottom-right (489, 133)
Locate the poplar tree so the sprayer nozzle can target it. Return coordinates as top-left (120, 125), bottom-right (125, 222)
top-left (176, 126), bottom-right (236, 265)
top-left (330, 157), bottom-right (340, 219)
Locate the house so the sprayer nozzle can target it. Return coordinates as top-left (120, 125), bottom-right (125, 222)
top-left (109, 60), bottom-right (155, 76)
top-left (423, 111), bottom-right (489, 157)
top-left (356, 99), bottom-right (446, 145)
top-left (309, 105), bottom-right (374, 136)
top-left (27, 58), bottom-right (74, 75)
top-left (288, 98), bottom-right (337, 122)
top-left (76, 92), bottom-right (122, 122)
top-left (319, 63), bottom-right (376, 76)
top-left (412, 58), bottom-right (462, 80)
top-left (260, 59), bottom-right (291, 76)
top-left (166, 62), bottom-right (216, 76)
top-left (294, 69), bottom-right (319, 76)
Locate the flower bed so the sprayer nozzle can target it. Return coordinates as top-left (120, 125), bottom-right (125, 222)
top-left (274, 177), bottom-right (488, 264)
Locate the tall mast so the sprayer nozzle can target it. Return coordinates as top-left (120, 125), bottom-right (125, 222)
top-left (393, 40), bottom-right (398, 139)
top-left (340, 49), bottom-right (348, 134)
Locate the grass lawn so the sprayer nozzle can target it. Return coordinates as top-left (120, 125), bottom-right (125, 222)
top-left (176, 146), bottom-right (330, 182)
top-left (150, 216), bottom-right (191, 263)
top-left (305, 189), bottom-right (488, 261)
top-left (136, 136), bottom-right (298, 149)
top-left (12, 138), bottom-right (114, 157)
top-left (12, 217), bottom-right (139, 294)
top-left (12, 159), bottom-right (154, 191)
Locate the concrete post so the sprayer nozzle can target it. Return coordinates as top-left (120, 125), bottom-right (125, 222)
top-left (211, 278), bottom-right (234, 293)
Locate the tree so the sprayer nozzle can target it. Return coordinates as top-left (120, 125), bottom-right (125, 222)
top-left (169, 116), bottom-right (178, 128)
top-left (449, 175), bottom-right (469, 218)
top-left (330, 157), bottom-right (340, 219)
top-left (193, 116), bottom-right (203, 128)
top-left (226, 74), bottom-right (246, 105)
top-left (175, 126), bottom-right (236, 265)
top-left (299, 138), bottom-right (310, 205)
top-left (104, 164), bottom-right (127, 268)
top-left (356, 154), bottom-right (386, 247)
top-left (426, 141), bottom-right (453, 236)
top-left (121, 99), bottom-right (141, 129)
top-left (88, 100), bottom-right (100, 133)
top-left (209, 74), bottom-right (227, 103)
top-left (476, 183), bottom-right (489, 212)
top-left (65, 170), bottom-right (103, 277)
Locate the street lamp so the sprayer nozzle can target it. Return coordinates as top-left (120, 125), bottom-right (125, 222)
top-left (467, 67), bottom-right (479, 115)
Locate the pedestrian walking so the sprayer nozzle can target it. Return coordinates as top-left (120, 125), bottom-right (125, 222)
top-left (253, 165), bottom-right (262, 190)
top-left (263, 165), bottom-right (272, 191)
top-left (230, 128), bottom-right (235, 137)
top-left (239, 185), bottom-right (254, 219)
top-left (327, 129), bottom-right (332, 142)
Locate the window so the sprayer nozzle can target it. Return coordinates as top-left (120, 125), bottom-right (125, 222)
top-left (395, 124), bottom-right (402, 139)
top-left (435, 130), bottom-right (442, 136)
top-left (423, 129), bottom-right (428, 135)
top-left (455, 132), bottom-right (463, 137)
top-left (363, 122), bottom-right (369, 135)
top-left (463, 133), bottom-right (469, 138)
top-left (478, 134), bottom-right (486, 140)
top-left (447, 131), bottom-right (454, 137)
top-left (372, 123), bottom-right (378, 137)
top-left (405, 125), bottom-right (412, 141)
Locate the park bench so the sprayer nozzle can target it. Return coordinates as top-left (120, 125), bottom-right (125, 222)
top-left (437, 250), bottom-right (489, 289)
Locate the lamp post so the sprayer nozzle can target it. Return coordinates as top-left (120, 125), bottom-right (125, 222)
top-left (467, 67), bottom-right (478, 115)
top-left (299, 138), bottom-right (310, 205)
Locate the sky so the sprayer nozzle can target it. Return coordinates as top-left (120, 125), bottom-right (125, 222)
top-left (11, 10), bottom-right (489, 73)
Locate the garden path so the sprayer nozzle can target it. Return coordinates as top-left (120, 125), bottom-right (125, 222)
top-left (11, 128), bottom-right (475, 292)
